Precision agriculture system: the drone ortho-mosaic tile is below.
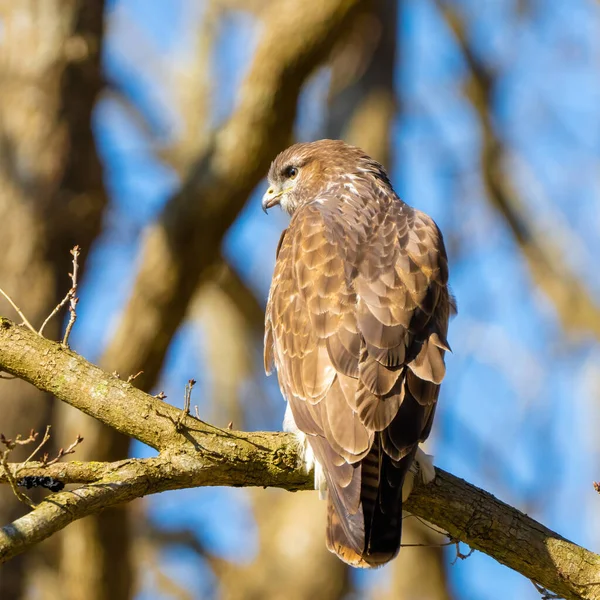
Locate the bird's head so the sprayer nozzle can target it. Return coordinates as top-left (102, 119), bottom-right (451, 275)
top-left (262, 139), bottom-right (389, 216)
top-left (261, 142), bottom-right (320, 215)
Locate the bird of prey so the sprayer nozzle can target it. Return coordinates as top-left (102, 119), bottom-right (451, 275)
top-left (262, 139), bottom-right (453, 568)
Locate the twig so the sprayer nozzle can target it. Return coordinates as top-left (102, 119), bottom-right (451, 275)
top-left (0, 288), bottom-right (36, 333)
top-left (176, 379), bottom-right (196, 431)
top-left (22, 425), bottom-right (52, 466)
top-left (450, 538), bottom-right (475, 565)
top-left (155, 391), bottom-right (167, 400)
top-left (127, 370), bottom-right (144, 383)
top-left (41, 434), bottom-right (84, 467)
top-left (594, 482), bottom-right (600, 494)
top-left (399, 517), bottom-right (459, 550)
top-left (403, 514), bottom-right (448, 537)
top-left (194, 405), bottom-right (200, 419)
top-left (1, 452), bottom-right (36, 508)
top-left (39, 260), bottom-right (76, 336)
top-left (401, 540), bottom-right (456, 549)
top-left (531, 580), bottom-right (563, 599)
top-left (0, 430), bottom-right (40, 508)
top-left (0, 431), bottom-right (38, 449)
top-left (62, 245), bottom-right (80, 348)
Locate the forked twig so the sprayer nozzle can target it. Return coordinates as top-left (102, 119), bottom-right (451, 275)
top-left (0, 427), bottom-right (84, 505)
top-left (0, 431), bottom-right (38, 449)
top-left (1, 452), bottom-right (36, 508)
top-left (39, 288), bottom-right (72, 336)
top-left (38, 245), bottom-right (82, 341)
top-left (41, 434), bottom-right (84, 467)
top-left (0, 430), bottom-right (41, 508)
top-left (450, 538), bottom-right (475, 564)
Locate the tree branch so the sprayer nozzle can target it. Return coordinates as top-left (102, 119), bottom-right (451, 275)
top-left (1, 456), bottom-right (599, 600)
top-left (1, 317), bottom-right (599, 599)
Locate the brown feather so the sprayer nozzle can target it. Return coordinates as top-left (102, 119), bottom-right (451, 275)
top-left (358, 351), bottom-right (402, 396)
top-left (355, 379), bottom-right (404, 432)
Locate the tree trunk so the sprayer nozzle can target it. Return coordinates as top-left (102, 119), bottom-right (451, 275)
top-left (0, 1), bottom-right (107, 596)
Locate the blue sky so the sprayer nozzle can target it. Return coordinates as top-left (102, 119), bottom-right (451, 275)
top-left (72, 0), bottom-right (600, 598)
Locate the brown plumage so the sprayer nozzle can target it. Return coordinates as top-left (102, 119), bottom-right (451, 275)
top-left (263, 139), bottom-right (453, 568)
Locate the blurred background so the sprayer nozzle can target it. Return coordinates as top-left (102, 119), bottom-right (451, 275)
top-left (0, 0), bottom-right (599, 598)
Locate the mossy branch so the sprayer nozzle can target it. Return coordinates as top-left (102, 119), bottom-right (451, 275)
top-left (1, 317), bottom-right (599, 599)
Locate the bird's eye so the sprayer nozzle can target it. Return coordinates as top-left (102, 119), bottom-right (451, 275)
top-left (285, 166), bottom-right (298, 179)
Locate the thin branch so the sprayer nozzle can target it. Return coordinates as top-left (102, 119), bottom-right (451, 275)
top-left (0, 458), bottom-right (138, 485)
top-left (0, 453), bottom-right (598, 600)
top-left (0, 431), bottom-right (40, 508)
top-left (127, 370), bottom-right (144, 383)
top-left (450, 540), bottom-right (475, 565)
top-left (400, 540), bottom-right (455, 549)
top-left (0, 431), bottom-right (38, 448)
top-left (531, 580), bottom-right (563, 600)
top-left (39, 279), bottom-right (72, 336)
top-left (0, 288), bottom-right (36, 333)
top-left (23, 425), bottom-right (51, 465)
top-left (176, 379), bottom-right (196, 431)
top-left (38, 245), bottom-right (81, 341)
top-left (62, 245), bottom-right (80, 347)
top-left (41, 434), bottom-right (83, 467)
top-left (0, 453), bottom-right (36, 509)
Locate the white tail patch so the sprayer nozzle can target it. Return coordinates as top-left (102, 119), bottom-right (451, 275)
top-left (415, 447), bottom-right (436, 484)
top-left (283, 403), bottom-right (327, 498)
top-left (402, 447), bottom-right (436, 502)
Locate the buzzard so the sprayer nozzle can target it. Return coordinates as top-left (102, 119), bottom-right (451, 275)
top-left (263, 139), bottom-right (453, 568)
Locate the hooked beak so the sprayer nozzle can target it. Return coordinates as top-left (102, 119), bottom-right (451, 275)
top-left (262, 187), bottom-right (281, 213)
top-left (262, 187), bottom-right (288, 213)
